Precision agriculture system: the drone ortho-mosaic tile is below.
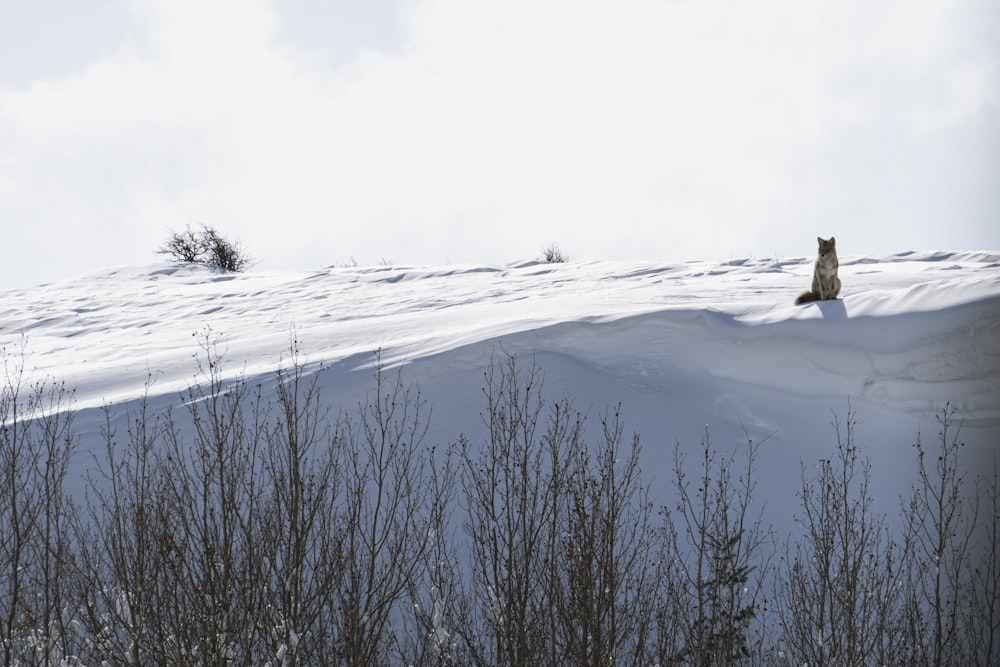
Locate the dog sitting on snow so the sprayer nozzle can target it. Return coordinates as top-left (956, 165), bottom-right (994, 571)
top-left (796, 237), bottom-right (841, 305)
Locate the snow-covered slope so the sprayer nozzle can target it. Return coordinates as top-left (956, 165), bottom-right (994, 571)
top-left (2, 251), bottom-right (998, 527)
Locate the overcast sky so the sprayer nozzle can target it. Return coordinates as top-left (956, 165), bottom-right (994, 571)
top-left (2, 0), bottom-right (998, 289)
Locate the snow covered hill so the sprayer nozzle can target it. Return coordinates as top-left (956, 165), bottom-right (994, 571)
top-left (2, 249), bottom-right (999, 664)
top-left (2, 250), bottom-right (999, 526)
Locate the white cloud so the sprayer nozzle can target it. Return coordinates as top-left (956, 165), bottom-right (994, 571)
top-left (912, 58), bottom-right (1000, 131)
top-left (0, 0), bottom-right (997, 288)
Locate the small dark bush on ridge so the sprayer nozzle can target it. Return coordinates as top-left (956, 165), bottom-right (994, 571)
top-left (542, 243), bottom-right (567, 263)
top-left (159, 224), bottom-right (251, 272)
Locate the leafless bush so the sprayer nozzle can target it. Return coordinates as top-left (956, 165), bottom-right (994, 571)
top-left (0, 343), bottom-right (83, 665)
top-left (541, 243), bottom-right (567, 263)
top-left (153, 334), bottom-right (268, 662)
top-left (455, 351), bottom-right (567, 665)
top-left (330, 351), bottom-right (452, 665)
top-left (69, 337), bottom-right (454, 666)
top-left (255, 338), bottom-right (343, 665)
top-left (548, 405), bottom-right (660, 666)
top-left (666, 431), bottom-right (774, 667)
top-left (158, 224), bottom-right (252, 272)
top-left (898, 404), bottom-right (998, 665)
top-left (399, 450), bottom-right (461, 667)
top-left (454, 351), bottom-right (669, 666)
top-left (777, 408), bottom-right (905, 667)
top-left (76, 375), bottom-right (176, 664)
top-left (158, 225), bottom-right (203, 263)
top-left (966, 461), bottom-right (1000, 665)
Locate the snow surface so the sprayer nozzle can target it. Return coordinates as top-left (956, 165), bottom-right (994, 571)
top-left (2, 250), bottom-right (999, 531)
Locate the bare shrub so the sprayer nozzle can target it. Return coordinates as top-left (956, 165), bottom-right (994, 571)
top-left (666, 431), bottom-right (774, 667)
top-left (72, 337), bottom-right (452, 666)
top-left (200, 225), bottom-right (252, 272)
top-left (76, 377), bottom-right (170, 664)
top-left (255, 338), bottom-right (344, 665)
top-left (399, 451), bottom-right (461, 667)
top-left (777, 408), bottom-right (905, 667)
top-left (0, 344), bottom-right (83, 665)
top-left (158, 226), bottom-right (203, 263)
top-left (455, 351), bottom-right (666, 666)
top-left (330, 352), bottom-right (452, 665)
top-left (158, 224), bottom-right (252, 272)
top-left (966, 460), bottom-right (1000, 665)
top-left (455, 351), bottom-right (567, 666)
top-left (899, 404), bottom-right (998, 665)
top-left (153, 333), bottom-right (269, 663)
top-left (548, 405), bottom-right (661, 666)
top-left (541, 243), bottom-right (567, 263)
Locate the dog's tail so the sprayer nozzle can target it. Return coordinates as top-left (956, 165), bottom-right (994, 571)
top-left (795, 291), bottom-right (818, 305)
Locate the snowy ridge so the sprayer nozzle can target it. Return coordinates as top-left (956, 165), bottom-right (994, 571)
top-left (2, 251), bottom-right (997, 419)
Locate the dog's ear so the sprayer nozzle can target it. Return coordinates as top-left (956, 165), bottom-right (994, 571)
top-left (830, 236), bottom-right (836, 245)
top-left (817, 236), bottom-right (822, 245)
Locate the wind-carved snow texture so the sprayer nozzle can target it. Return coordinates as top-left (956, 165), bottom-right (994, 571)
top-left (2, 251), bottom-right (998, 527)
